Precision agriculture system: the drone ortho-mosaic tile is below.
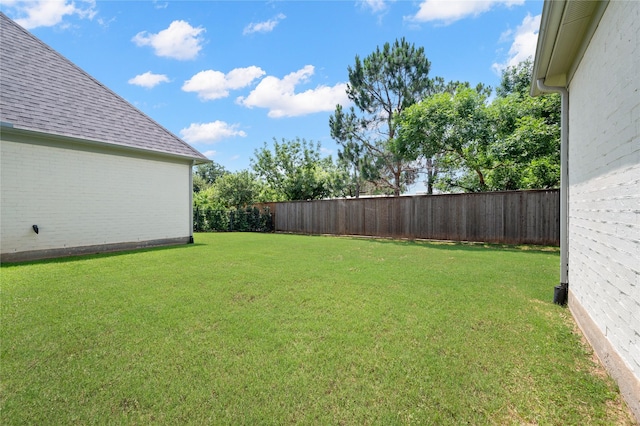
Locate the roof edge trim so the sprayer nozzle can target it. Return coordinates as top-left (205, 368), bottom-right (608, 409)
top-left (530, 0), bottom-right (609, 97)
top-left (531, 0), bottom-right (567, 97)
top-left (1, 125), bottom-right (211, 165)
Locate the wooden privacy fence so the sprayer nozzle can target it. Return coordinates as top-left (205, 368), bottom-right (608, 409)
top-left (256, 189), bottom-right (559, 246)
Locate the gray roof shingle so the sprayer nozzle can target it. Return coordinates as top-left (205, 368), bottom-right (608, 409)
top-left (0, 12), bottom-right (208, 162)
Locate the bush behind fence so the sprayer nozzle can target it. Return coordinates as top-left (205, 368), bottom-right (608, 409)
top-left (194, 206), bottom-right (273, 233)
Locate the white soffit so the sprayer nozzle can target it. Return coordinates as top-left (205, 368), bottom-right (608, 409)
top-left (547, 1), bottom-right (601, 85)
top-left (531, 0), bottom-right (608, 95)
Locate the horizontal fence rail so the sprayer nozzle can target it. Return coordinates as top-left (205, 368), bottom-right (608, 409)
top-left (256, 189), bottom-right (559, 245)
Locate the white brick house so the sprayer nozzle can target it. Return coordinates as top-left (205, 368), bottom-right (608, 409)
top-left (531, 0), bottom-right (639, 419)
top-left (0, 13), bottom-right (209, 262)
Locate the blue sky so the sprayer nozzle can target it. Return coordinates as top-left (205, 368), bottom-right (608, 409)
top-left (2, 0), bottom-right (543, 188)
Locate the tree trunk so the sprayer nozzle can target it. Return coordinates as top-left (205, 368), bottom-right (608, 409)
top-left (475, 168), bottom-right (487, 191)
top-left (426, 157), bottom-right (436, 195)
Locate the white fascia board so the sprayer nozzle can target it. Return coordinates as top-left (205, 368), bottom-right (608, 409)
top-left (0, 123), bottom-right (211, 165)
top-left (531, 0), bottom-right (568, 97)
top-left (530, 0), bottom-right (609, 97)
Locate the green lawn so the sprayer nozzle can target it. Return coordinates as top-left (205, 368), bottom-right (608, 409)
top-left (1, 233), bottom-right (634, 425)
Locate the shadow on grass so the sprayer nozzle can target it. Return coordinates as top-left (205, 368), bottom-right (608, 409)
top-left (272, 232), bottom-right (560, 254)
top-left (0, 242), bottom-right (207, 268)
top-left (359, 237), bottom-right (559, 253)
top-left (2, 232), bottom-right (559, 268)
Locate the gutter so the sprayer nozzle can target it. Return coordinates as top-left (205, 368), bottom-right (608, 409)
top-left (189, 160), bottom-right (195, 244)
top-left (536, 79), bottom-right (569, 305)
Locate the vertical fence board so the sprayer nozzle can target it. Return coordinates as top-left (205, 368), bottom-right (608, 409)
top-left (258, 190), bottom-right (559, 245)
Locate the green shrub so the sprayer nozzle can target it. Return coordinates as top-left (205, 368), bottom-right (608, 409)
top-left (194, 206), bottom-right (273, 232)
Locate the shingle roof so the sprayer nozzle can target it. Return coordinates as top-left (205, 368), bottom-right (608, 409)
top-left (0, 13), bottom-right (208, 162)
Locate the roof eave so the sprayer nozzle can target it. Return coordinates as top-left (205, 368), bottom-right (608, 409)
top-left (530, 0), bottom-right (609, 97)
top-left (1, 123), bottom-right (211, 165)
top-left (530, 0), bottom-right (566, 97)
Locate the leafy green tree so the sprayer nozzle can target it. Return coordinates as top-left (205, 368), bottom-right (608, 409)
top-left (486, 59), bottom-right (560, 190)
top-left (486, 100), bottom-right (560, 189)
top-left (211, 170), bottom-right (262, 209)
top-left (193, 161), bottom-right (228, 189)
top-left (496, 58), bottom-right (534, 98)
top-left (193, 186), bottom-right (214, 209)
top-left (330, 38), bottom-right (434, 196)
top-left (396, 60), bottom-right (560, 193)
top-left (334, 137), bottom-right (376, 198)
top-left (418, 80), bottom-right (492, 193)
top-left (396, 85), bottom-right (493, 192)
top-left (193, 174), bottom-right (209, 194)
top-left (194, 169), bottom-right (272, 210)
top-left (251, 137), bottom-right (345, 201)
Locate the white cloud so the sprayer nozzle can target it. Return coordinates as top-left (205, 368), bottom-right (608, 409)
top-left (359, 0), bottom-right (388, 13)
top-left (182, 66), bottom-right (266, 101)
top-left (243, 13), bottom-right (286, 35)
top-left (492, 13), bottom-right (540, 73)
top-left (237, 65), bottom-right (350, 118)
top-left (96, 15), bottom-right (116, 28)
top-left (320, 146), bottom-right (334, 156)
top-left (497, 28), bottom-right (514, 44)
top-left (128, 71), bottom-right (170, 88)
top-left (410, 0), bottom-right (524, 25)
top-left (132, 20), bottom-right (205, 60)
top-left (6, 0), bottom-right (96, 29)
top-left (153, 1), bottom-right (169, 9)
top-left (180, 121), bottom-right (247, 144)
top-left (202, 150), bottom-right (217, 159)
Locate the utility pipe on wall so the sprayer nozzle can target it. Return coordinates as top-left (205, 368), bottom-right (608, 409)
top-left (189, 160), bottom-right (195, 244)
top-left (537, 79), bottom-right (569, 303)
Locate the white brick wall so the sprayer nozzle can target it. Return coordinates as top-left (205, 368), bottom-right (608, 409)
top-left (568, 1), bottom-right (640, 376)
top-left (1, 138), bottom-right (191, 256)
